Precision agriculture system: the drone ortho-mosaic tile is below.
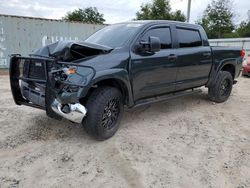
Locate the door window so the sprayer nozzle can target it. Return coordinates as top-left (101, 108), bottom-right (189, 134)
top-left (177, 28), bottom-right (202, 48)
top-left (141, 27), bottom-right (172, 49)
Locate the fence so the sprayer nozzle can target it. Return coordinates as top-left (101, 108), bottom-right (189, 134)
top-left (0, 14), bottom-right (105, 68)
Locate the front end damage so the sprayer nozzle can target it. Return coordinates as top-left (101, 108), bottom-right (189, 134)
top-left (9, 41), bottom-right (110, 123)
top-left (51, 99), bottom-right (87, 123)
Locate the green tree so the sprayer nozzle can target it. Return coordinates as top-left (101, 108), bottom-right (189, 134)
top-left (172, 10), bottom-right (186, 22)
top-left (235, 10), bottom-right (250, 37)
top-left (236, 21), bottom-right (250, 37)
top-left (136, 0), bottom-right (186, 21)
top-left (197, 0), bottom-right (235, 39)
top-left (63, 7), bottom-right (105, 24)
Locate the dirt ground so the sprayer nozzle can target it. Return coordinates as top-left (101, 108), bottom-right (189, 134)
top-left (0, 69), bottom-right (8, 76)
top-left (0, 75), bottom-right (250, 188)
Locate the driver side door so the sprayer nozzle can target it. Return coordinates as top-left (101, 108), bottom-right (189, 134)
top-left (130, 26), bottom-right (178, 101)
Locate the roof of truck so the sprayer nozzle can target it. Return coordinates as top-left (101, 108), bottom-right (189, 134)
top-left (118, 20), bottom-right (202, 29)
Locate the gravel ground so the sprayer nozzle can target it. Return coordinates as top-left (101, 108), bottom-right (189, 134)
top-left (0, 75), bottom-right (250, 188)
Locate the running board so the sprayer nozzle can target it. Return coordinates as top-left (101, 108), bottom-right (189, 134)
top-left (133, 89), bottom-right (202, 108)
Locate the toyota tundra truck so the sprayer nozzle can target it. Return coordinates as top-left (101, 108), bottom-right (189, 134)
top-left (9, 20), bottom-right (243, 140)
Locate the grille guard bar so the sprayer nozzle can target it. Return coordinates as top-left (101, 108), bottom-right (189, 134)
top-left (9, 55), bottom-right (96, 110)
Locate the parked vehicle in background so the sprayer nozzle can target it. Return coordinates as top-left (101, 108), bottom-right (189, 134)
top-left (9, 20), bottom-right (243, 140)
top-left (242, 54), bottom-right (250, 77)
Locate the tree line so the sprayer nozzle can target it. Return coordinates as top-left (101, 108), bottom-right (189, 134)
top-left (62, 0), bottom-right (250, 39)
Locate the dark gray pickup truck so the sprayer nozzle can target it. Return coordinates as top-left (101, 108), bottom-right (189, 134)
top-left (9, 20), bottom-right (243, 140)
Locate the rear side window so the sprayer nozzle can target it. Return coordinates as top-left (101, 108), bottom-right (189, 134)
top-left (141, 27), bottom-right (172, 49)
top-left (177, 28), bottom-right (202, 48)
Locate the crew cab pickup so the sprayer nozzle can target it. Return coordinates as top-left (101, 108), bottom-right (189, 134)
top-left (9, 20), bottom-right (243, 140)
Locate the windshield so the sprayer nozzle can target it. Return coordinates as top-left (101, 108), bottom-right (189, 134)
top-left (85, 23), bottom-right (143, 48)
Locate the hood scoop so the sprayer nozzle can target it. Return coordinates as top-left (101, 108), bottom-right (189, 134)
top-left (33, 41), bottom-right (113, 61)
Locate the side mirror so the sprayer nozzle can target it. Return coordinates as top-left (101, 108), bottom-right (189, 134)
top-left (149, 36), bottom-right (161, 52)
top-left (139, 36), bottom-right (161, 53)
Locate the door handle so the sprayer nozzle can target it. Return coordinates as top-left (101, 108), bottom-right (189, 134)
top-left (168, 54), bottom-right (178, 61)
top-left (203, 52), bottom-right (211, 57)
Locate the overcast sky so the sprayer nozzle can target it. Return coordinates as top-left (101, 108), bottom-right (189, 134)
top-left (0, 0), bottom-right (249, 24)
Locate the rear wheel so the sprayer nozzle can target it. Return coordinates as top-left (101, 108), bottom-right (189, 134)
top-left (208, 71), bottom-right (233, 103)
top-left (82, 86), bottom-right (124, 140)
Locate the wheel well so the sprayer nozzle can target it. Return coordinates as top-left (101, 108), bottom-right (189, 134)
top-left (80, 79), bottom-right (129, 105)
top-left (221, 64), bottom-right (235, 79)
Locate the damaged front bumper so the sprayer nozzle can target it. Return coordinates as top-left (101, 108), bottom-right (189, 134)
top-left (9, 55), bottom-right (95, 123)
top-left (51, 99), bottom-right (87, 123)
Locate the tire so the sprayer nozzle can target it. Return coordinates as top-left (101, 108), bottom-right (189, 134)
top-left (208, 71), bottom-right (233, 103)
top-left (82, 86), bottom-right (124, 140)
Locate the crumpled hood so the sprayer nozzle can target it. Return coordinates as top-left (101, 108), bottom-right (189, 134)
top-left (33, 40), bottom-right (113, 61)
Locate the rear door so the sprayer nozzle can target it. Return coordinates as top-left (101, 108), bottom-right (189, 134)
top-left (174, 27), bottom-right (212, 91)
top-left (130, 25), bottom-right (178, 101)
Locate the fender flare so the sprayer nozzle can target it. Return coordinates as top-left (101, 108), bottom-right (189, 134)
top-left (206, 58), bottom-right (237, 87)
top-left (78, 68), bottom-right (134, 107)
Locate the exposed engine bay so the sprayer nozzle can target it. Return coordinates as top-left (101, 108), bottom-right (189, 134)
top-left (33, 40), bottom-right (112, 61)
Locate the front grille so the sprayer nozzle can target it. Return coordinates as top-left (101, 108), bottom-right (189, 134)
top-left (23, 59), bottom-right (47, 80)
top-left (29, 61), bottom-right (46, 79)
top-left (10, 56), bottom-right (56, 110)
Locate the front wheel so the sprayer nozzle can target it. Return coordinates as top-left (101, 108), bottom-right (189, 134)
top-left (82, 86), bottom-right (124, 140)
top-left (208, 71), bottom-right (233, 103)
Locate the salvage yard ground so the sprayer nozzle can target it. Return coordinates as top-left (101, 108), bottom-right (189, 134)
top-left (0, 75), bottom-right (250, 188)
top-left (0, 69), bottom-right (8, 76)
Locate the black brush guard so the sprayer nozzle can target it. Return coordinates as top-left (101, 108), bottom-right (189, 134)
top-left (9, 55), bottom-right (96, 112)
top-left (9, 56), bottom-right (51, 110)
